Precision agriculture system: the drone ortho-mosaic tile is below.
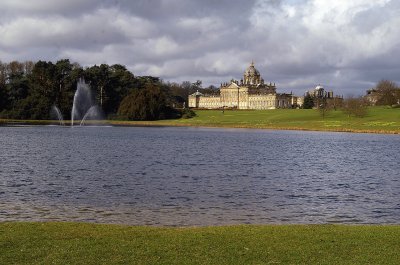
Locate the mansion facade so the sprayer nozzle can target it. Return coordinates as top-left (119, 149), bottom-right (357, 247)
top-left (189, 62), bottom-right (299, 109)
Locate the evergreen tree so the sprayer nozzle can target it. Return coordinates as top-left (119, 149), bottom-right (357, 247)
top-left (118, 82), bottom-right (177, 120)
top-left (303, 94), bottom-right (314, 109)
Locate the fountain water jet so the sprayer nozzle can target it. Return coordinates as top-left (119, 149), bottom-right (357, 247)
top-left (80, 105), bottom-right (103, 126)
top-left (52, 79), bottom-right (104, 126)
top-left (71, 79), bottom-right (95, 126)
top-left (51, 105), bottom-right (65, 126)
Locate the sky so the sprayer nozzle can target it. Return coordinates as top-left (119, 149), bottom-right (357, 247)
top-left (1, 0), bottom-right (399, 96)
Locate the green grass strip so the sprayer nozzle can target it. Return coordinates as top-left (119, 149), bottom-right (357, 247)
top-left (2, 107), bottom-right (400, 134)
top-left (110, 107), bottom-right (400, 134)
top-left (1, 222), bottom-right (399, 264)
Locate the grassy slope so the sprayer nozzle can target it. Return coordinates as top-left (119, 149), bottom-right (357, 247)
top-left (1, 222), bottom-right (399, 264)
top-left (2, 107), bottom-right (400, 133)
top-left (110, 107), bottom-right (400, 134)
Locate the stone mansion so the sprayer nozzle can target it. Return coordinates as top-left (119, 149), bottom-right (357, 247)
top-left (188, 62), bottom-right (299, 109)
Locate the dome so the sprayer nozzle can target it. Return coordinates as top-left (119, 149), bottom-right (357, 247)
top-left (243, 61), bottom-right (262, 85)
top-left (244, 61), bottom-right (260, 76)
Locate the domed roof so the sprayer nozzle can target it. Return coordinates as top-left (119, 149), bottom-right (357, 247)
top-left (244, 61), bottom-right (260, 77)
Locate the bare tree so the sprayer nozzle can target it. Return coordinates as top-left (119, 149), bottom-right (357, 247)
top-left (318, 97), bottom-right (329, 118)
top-left (342, 96), bottom-right (368, 117)
top-left (375, 80), bottom-right (399, 106)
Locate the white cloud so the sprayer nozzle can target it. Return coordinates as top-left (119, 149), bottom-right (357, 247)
top-left (112, 15), bottom-right (157, 39)
top-left (0, 0), bottom-right (399, 95)
top-left (149, 36), bottom-right (180, 56)
top-left (177, 17), bottom-right (225, 33)
top-left (300, 0), bottom-right (398, 62)
top-left (246, 0), bottom-right (400, 94)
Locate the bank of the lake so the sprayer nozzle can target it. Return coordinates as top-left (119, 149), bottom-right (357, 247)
top-left (1, 222), bottom-right (399, 265)
top-left (1, 107), bottom-right (400, 133)
top-left (110, 106), bottom-right (400, 134)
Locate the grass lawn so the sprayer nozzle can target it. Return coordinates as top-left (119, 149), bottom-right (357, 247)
top-left (1, 222), bottom-right (399, 264)
top-left (2, 106), bottom-right (400, 134)
top-left (109, 106), bottom-right (400, 134)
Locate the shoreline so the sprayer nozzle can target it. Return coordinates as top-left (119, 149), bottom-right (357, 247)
top-left (1, 118), bottom-right (399, 135)
top-left (110, 120), bottom-right (400, 134)
top-left (2, 220), bottom-right (400, 229)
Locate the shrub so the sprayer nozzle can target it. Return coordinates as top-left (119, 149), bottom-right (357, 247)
top-left (181, 108), bottom-right (196, 119)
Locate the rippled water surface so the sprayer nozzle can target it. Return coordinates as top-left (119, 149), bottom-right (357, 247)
top-left (1, 126), bottom-right (399, 226)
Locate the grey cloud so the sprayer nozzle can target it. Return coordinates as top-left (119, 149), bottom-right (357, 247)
top-left (0, 0), bottom-right (102, 19)
top-left (112, 0), bottom-right (255, 21)
top-left (0, 11), bottom-right (127, 50)
top-left (0, 0), bottom-right (399, 96)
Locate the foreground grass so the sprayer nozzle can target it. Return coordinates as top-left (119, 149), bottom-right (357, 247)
top-left (2, 106), bottom-right (400, 133)
top-left (1, 222), bottom-right (400, 264)
top-left (110, 106), bottom-right (400, 134)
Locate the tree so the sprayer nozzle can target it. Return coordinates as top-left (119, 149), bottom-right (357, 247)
top-left (303, 94), bottom-right (314, 109)
top-left (107, 64), bottom-right (135, 114)
top-left (21, 61), bottom-right (58, 119)
top-left (0, 60), bottom-right (35, 117)
top-left (201, 85), bottom-right (219, 95)
top-left (0, 88), bottom-right (7, 112)
top-left (0, 61), bottom-right (6, 87)
top-left (0, 82), bottom-right (7, 113)
top-left (375, 80), bottom-right (399, 106)
top-left (55, 59), bottom-right (82, 120)
top-left (117, 82), bottom-right (177, 121)
top-left (84, 64), bottom-right (110, 111)
top-left (167, 81), bottom-right (207, 107)
top-left (0, 61), bottom-right (7, 113)
top-left (84, 64), bottom-right (136, 117)
top-left (318, 97), bottom-right (329, 118)
top-left (166, 82), bottom-right (186, 108)
top-left (0, 59), bottom-right (198, 120)
top-left (192, 80), bottom-right (202, 90)
top-left (342, 97), bottom-right (368, 118)
top-left (5, 64), bottom-right (30, 118)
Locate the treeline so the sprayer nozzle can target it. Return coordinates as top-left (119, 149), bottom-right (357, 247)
top-left (304, 80), bottom-right (400, 118)
top-left (367, 80), bottom-right (400, 106)
top-left (0, 59), bottom-right (209, 120)
top-left (342, 79), bottom-right (400, 117)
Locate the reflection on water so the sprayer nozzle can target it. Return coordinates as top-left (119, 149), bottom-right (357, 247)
top-left (0, 126), bottom-right (399, 226)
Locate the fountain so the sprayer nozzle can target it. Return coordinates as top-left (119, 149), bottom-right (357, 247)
top-left (52, 79), bottom-right (104, 126)
top-left (79, 105), bottom-right (103, 126)
top-left (51, 105), bottom-right (65, 126)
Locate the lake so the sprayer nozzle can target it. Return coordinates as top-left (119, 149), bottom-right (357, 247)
top-left (0, 126), bottom-right (399, 226)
